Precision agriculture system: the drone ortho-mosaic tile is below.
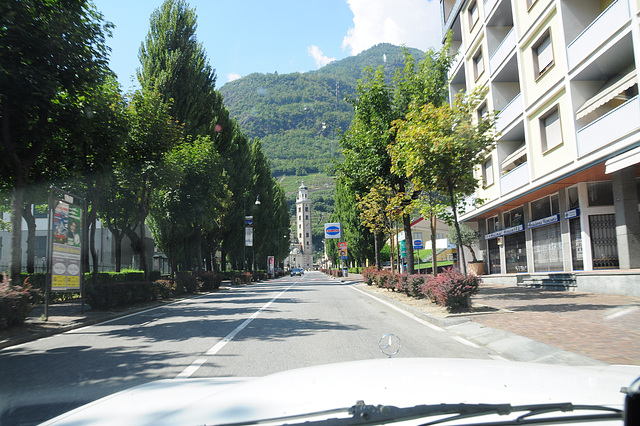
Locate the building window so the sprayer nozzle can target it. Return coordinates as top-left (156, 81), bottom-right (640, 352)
top-left (482, 157), bottom-right (494, 187)
top-left (477, 102), bottom-right (488, 122)
top-left (299, 233), bottom-right (302, 238)
top-left (306, 232), bottom-right (309, 237)
top-left (540, 106), bottom-right (562, 152)
top-left (305, 215), bottom-right (308, 220)
top-left (530, 194), bottom-right (559, 221)
top-left (588, 181), bottom-right (614, 206)
top-left (568, 186), bottom-right (580, 209)
top-left (468, 0), bottom-right (479, 29)
top-left (533, 31), bottom-right (553, 78)
top-left (298, 215), bottom-right (301, 220)
top-left (473, 48), bottom-right (484, 80)
top-left (503, 207), bottom-right (524, 228)
top-left (35, 236), bottom-right (47, 258)
top-left (487, 215), bottom-right (499, 233)
top-left (526, 0), bottom-right (537, 10)
top-left (305, 206), bottom-right (308, 211)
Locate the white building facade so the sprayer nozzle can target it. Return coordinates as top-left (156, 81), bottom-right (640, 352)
top-left (442, 0), bottom-right (640, 294)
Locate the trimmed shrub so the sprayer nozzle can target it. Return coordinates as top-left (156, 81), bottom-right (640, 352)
top-left (406, 274), bottom-right (427, 298)
top-left (424, 267), bottom-right (480, 311)
top-left (86, 281), bottom-right (157, 309)
top-left (176, 272), bottom-right (199, 293)
top-left (155, 279), bottom-right (176, 299)
top-left (361, 267), bottom-right (377, 285)
top-left (198, 272), bottom-right (222, 291)
top-left (0, 275), bottom-right (37, 329)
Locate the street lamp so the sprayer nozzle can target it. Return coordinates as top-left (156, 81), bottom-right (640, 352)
top-left (253, 196), bottom-right (260, 273)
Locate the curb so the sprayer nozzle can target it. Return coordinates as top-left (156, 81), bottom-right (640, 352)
top-left (338, 276), bottom-right (606, 366)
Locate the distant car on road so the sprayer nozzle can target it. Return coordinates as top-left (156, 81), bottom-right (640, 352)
top-left (291, 268), bottom-right (303, 276)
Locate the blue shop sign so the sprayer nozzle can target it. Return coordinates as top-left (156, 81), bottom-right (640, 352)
top-left (565, 208), bottom-right (580, 219)
top-left (485, 224), bottom-right (525, 240)
top-left (528, 214), bottom-right (560, 229)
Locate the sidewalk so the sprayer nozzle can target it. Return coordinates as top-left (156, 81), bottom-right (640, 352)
top-left (2, 276), bottom-right (640, 367)
top-left (342, 273), bottom-right (640, 366)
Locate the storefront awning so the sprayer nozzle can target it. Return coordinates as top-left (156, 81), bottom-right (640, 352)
top-left (576, 68), bottom-right (637, 120)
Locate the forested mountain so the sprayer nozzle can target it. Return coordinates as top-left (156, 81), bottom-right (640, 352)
top-left (220, 43), bottom-right (424, 176)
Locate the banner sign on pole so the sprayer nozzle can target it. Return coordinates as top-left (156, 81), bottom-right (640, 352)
top-left (51, 199), bottom-right (82, 291)
top-left (268, 256), bottom-right (275, 276)
top-left (245, 227), bottom-right (253, 247)
top-left (338, 241), bottom-right (348, 260)
top-left (324, 222), bottom-right (342, 239)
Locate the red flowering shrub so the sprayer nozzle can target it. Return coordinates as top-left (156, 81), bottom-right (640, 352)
top-left (0, 274), bottom-right (36, 329)
top-left (423, 268), bottom-right (479, 311)
top-left (406, 274), bottom-right (428, 298)
top-left (394, 273), bottom-right (409, 293)
top-left (361, 267), bottom-right (377, 286)
top-left (372, 269), bottom-right (392, 289)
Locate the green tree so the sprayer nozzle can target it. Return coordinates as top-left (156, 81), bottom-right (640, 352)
top-left (391, 88), bottom-right (497, 275)
top-left (150, 136), bottom-right (229, 274)
top-left (125, 87), bottom-right (183, 277)
top-left (333, 180), bottom-right (374, 267)
top-left (57, 77), bottom-right (130, 278)
top-left (448, 222), bottom-right (480, 263)
top-left (138, 0), bottom-right (217, 138)
top-left (0, 0), bottom-right (111, 281)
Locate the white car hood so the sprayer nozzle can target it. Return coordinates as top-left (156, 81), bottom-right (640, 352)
top-left (41, 358), bottom-right (640, 425)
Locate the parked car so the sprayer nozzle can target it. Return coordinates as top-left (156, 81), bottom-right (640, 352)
top-left (291, 268), bottom-right (303, 276)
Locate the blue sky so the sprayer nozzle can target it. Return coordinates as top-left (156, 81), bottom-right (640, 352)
top-left (93, 0), bottom-right (442, 91)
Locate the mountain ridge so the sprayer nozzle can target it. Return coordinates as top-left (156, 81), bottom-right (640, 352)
top-left (220, 43), bottom-right (424, 177)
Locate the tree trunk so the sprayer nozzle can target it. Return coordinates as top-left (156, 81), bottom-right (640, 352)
top-left (374, 231), bottom-right (380, 270)
top-left (403, 213), bottom-right (414, 274)
top-left (430, 210), bottom-right (438, 277)
top-left (23, 204), bottom-right (36, 274)
top-left (89, 214), bottom-right (98, 277)
top-left (448, 182), bottom-right (467, 276)
top-left (9, 183), bottom-right (25, 283)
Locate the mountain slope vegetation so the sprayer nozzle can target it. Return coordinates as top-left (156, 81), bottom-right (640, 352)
top-left (220, 43), bottom-right (424, 177)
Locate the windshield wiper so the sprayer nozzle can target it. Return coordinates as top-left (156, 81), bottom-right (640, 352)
top-left (216, 401), bottom-right (622, 426)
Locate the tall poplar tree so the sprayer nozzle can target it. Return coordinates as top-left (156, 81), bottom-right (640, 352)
top-left (138, 0), bottom-right (217, 138)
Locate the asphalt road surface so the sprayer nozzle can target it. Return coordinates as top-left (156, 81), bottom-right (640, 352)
top-left (0, 271), bottom-right (499, 425)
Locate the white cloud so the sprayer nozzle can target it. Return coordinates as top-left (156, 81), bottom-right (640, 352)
top-left (342, 0), bottom-right (442, 55)
top-left (307, 45), bottom-right (336, 68)
top-left (227, 72), bottom-right (242, 82)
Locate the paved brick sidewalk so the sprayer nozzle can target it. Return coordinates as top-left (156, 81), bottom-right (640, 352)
top-left (470, 283), bottom-right (640, 366)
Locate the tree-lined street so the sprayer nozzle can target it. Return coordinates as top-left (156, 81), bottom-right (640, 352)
top-left (0, 272), bottom-right (499, 425)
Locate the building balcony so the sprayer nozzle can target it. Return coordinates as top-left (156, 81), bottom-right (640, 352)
top-left (500, 162), bottom-right (529, 195)
top-left (489, 28), bottom-right (515, 76)
top-left (484, 0), bottom-right (498, 18)
top-left (495, 92), bottom-right (522, 134)
top-left (566, 0), bottom-right (629, 70)
top-left (576, 95), bottom-right (640, 157)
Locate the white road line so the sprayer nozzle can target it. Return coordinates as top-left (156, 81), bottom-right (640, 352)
top-left (177, 283), bottom-right (297, 378)
top-left (176, 358), bottom-right (207, 378)
top-left (349, 285), bottom-right (444, 332)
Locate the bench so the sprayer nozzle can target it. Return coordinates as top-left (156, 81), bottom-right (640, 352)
top-left (518, 273), bottom-right (577, 290)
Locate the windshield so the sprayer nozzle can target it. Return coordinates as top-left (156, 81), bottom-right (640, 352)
top-left (1, 1), bottom-right (640, 425)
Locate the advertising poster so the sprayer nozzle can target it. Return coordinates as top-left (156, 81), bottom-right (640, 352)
top-left (51, 200), bottom-right (82, 291)
top-left (267, 256), bottom-right (274, 276)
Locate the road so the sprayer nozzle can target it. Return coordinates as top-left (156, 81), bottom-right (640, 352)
top-left (0, 271), bottom-right (499, 425)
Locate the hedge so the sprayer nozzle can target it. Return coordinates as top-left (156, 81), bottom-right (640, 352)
top-left (362, 267), bottom-right (480, 311)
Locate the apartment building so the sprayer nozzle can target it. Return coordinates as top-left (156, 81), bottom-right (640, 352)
top-left (441, 0), bottom-right (640, 294)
